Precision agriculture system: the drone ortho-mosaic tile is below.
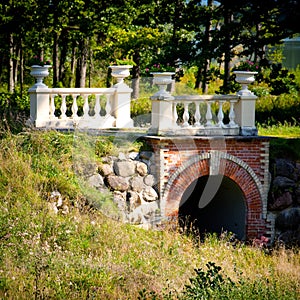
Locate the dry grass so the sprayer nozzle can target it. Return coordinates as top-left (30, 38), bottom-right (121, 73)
top-left (0, 130), bottom-right (299, 299)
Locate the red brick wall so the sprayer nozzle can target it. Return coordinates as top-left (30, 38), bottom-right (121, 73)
top-left (145, 136), bottom-right (271, 240)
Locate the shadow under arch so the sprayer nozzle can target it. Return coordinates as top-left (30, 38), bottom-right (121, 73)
top-left (179, 175), bottom-right (246, 240)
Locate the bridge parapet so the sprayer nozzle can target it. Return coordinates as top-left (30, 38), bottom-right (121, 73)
top-left (28, 66), bottom-right (133, 130)
top-left (149, 72), bottom-right (258, 136)
top-left (149, 94), bottom-right (243, 136)
top-left (28, 65), bottom-right (258, 136)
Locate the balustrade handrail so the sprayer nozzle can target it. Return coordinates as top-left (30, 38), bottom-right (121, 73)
top-left (174, 94), bottom-right (240, 101)
top-left (47, 87), bottom-right (116, 94)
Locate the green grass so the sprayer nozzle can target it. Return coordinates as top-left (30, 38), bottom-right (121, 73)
top-left (0, 130), bottom-right (300, 299)
top-left (258, 121), bottom-right (300, 138)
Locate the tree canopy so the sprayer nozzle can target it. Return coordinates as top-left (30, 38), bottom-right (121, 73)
top-left (0, 0), bottom-right (299, 93)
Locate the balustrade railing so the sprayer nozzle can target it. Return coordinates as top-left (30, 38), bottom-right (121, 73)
top-left (171, 95), bottom-right (240, 135)
top-left (28, 66), bottom-right (133, 129)
top-left (148, 71), bottom-right (258, 136)
top-left (28, 66), bottom-right (259, 136)
top-left (47, 88), bottom-right (115, 129)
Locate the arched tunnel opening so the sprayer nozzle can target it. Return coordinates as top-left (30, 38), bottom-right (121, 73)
top-left (179, 175), bottom-right (246, 240)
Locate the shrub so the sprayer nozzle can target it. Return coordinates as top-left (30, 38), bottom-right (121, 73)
top-left (182, 262), bottom-right (235, 299)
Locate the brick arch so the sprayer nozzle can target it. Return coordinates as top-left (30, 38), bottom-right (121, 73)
top-left (162, 152), bottom-right (266, 239)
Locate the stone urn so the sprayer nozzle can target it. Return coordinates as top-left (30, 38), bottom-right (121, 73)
top-left (233, 71), bottom-right (258, 96)
top-left (30, 65), bottom-right (51, 88)
top-left (109, 65), bottom-right (133, 84)
top-left (151, 72), bottom-right (175, 99)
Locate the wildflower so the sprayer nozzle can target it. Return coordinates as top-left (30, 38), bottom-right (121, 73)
top-left (145, 63), bottom-right (175, 74)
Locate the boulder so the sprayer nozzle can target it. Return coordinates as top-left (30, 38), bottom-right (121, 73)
top-left (275, 207), bottom-right (300, 231)
top-left (87, 174), bottom-right (104, 188)
top-left (107, 175), bottom-right (129, 191)
top-left (272, 176), bottom-right (295, 190)
top-left (141, 186), bottom-right (158, 202)
top-left (269, 191), bottom-right (293, 210)
top-left (75, 161), bottom-right (98, 177)
top-left (127, 201), bottom-right (159, 224)
top-left (99, 163), bottom-right (113, 177)
top-left (144, 174), bottom-right (155, 187)
top-left (128, 152), bottom-right (139, 160)
top-left (114, 161), bottom-right (136, 177)
top-left (130, 176), bottom-right (146, 192)
top-left (113, 191), bottom-right (128, 221)
top-left (136, 161), bottom-right (148, 176)
top-left (274, 159), bottom-right (296, 180)
top-left (128, 191), bottom-right (141, 212)
top-left (118, 152), bottom-right (127, 161)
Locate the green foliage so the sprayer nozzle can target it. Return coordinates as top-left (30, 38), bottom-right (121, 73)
top-left (182, 262), bottom-right (234, 299)
top-left (263, 64), bottom-right (298, 95)
top-left (268, 137), bottom-right (300, 161)
top-left (256, 93), bottom-right (300, 126)
top-left (95, 136), bottom-right (115, 157)
top-left (0, 92), bottom-right (30, 133)
top-left (131, 97), bottom-right (152, 117)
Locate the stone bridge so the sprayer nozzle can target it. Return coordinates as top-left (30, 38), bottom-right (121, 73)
top-left (28, 65), bottom-right (275, 242)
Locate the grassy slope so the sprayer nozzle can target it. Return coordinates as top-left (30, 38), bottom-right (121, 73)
top-left (0, 130), bottom-right (299, 299)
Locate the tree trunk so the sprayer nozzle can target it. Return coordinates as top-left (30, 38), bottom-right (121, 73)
top-left (201, 0), bottom-right (213, 93)
top-left (59, 30), bottom-right (68, 83)
top-left (79, 42), bottom-right (88, 88)
top-left (195, 66), bottom-right (204, 90)
top-left (14, 44), bottom-right (20, 87)
top-left (222, 5), bottom-right (232, 93)
top-left (76, 38), bottom-right (88, 88)
top-left (195, 0), bottom-right (212, 92)
top-left (132, 50), bottom-right (140, 99)
top-left (70, 44), bottom-right (77, 87)
top-left (88, 48), bottom-right (92, 88)
top-left (8, 34), bottom-right (14, 92)
top-left (53, 31), bottom-right (59, 87)
top-left (20, 43), bottom-right (23, 95)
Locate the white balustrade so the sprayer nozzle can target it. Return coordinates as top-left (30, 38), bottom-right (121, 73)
top-left (149, 71), bottom-right (258, 136)
top-left (168, 95), bottom-right (240, 135)
top-left (28, 66), bottom-right (134, 130)
top-left (28, 87), bottom-right (120, 129)
top-left (28, 66), bottom-right (258, 136)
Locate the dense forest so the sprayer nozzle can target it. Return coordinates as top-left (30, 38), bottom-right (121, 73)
top-left (1, 0), bottom-right (300, 95)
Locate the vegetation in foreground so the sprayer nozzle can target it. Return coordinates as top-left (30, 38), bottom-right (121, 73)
top-left (0, 130), bottom-right (299, 299)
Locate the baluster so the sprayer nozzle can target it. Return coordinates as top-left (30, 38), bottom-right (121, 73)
top-left (217, 100), bottom-right (225, 127)
top-left (71, 94), bottom-right (79, 118)
top-left (60, 94), bottom-right (67, 119)
top-left (229, 100), bottom-right (237, 127)
top-left (105, 95), bottom-right (112, 116)
top-left (173, 102), bottom-right (178, 126)
top-left (49, 94), bottom-right (56, 119)
top-left (94, 94), bottom-right (101, 118)
top-left (82, 94), bottom-right (89, 119)
top-left (205, 101), bottom-right (213, 127)
top-left (183, 102), bottom-right (190, 127)
top-left (194, 102), bottom-right (201, 127)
